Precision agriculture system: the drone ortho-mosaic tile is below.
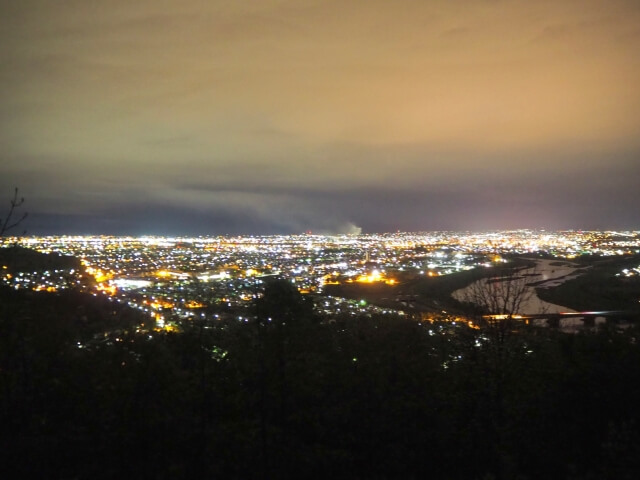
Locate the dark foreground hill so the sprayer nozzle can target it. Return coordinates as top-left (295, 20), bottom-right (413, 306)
top-left (1, 280), bottom-right (640, 479)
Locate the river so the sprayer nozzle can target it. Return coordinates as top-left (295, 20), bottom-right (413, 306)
top-left (452, 258), bottom-right (586, 315)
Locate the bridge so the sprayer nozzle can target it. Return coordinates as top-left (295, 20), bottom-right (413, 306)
top-left (483, 311), bottom-right (640, 328)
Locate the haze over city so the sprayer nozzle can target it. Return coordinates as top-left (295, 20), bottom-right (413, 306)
top-left (1, 0), bottom-right (639, 235)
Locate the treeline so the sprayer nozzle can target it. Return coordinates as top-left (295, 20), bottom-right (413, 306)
top-left (1, 280), bottom-right (640, 479)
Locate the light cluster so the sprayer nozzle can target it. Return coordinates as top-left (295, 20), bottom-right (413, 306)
top-left (1, 230), bottom-right (638, 329)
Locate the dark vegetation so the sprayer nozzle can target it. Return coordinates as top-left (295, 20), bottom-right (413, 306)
top-left (323, 280), bottom-right (404, 310)
top-left (0, 245), bottom-right (81, 274)
top-left (2, 274), bottom-right (640, 479)
top-left (537, 253), bottom-right (640, 313)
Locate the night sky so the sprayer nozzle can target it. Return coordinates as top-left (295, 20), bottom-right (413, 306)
top-left (1, 0), bottom-right (639, 235)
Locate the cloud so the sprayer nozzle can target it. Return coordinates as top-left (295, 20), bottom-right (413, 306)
top-left (1, 1), bottom-right (639, 234)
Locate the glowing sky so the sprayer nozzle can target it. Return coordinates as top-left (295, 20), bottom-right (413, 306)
top-left (1, 0), bottom-right (639, 235)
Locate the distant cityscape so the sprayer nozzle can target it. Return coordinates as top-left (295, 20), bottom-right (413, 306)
top-left (2, 230), bottom-right (639, 332)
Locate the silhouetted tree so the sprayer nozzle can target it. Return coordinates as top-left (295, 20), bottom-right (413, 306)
top-left (455, 261), bottom-right (543, 478)
top-left (250, 279), bottom-right (317, 476)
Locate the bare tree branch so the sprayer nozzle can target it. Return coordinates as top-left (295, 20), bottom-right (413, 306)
top-left (461, 261), bottom-right (539, 342)
top-left (0, 187), bottom-right (28, 237)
